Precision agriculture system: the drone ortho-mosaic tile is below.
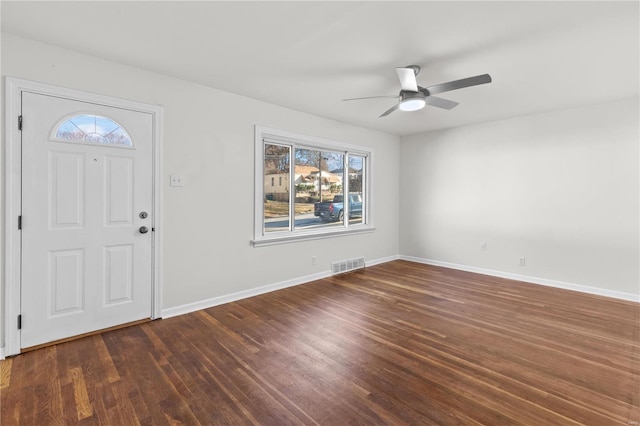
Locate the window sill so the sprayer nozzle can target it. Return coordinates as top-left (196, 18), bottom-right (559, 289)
top-left (252, 226), bottom-right (375, 247)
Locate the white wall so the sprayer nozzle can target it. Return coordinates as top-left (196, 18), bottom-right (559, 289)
top-left (400, 98), bottom-right (639, 298)
top-left (1, 34), bottom-right (400, 343)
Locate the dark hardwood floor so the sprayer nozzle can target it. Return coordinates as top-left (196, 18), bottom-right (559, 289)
top-left (1, 260), bottom-right (639, 425)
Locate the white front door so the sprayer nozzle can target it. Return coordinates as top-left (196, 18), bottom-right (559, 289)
top-left (20, 92), bottom-right (154, 348)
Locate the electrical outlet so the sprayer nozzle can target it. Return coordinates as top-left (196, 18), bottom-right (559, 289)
top-left (170, 175), bottom-right (184, 187)
top-left (312, 256), bottom-right (317, 265)
top-left (519, 257), bottom-right (526, 266)
top-left (481, 242), bottom-right (487, 251)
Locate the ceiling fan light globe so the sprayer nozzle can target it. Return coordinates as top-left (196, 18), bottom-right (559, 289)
top-left (399, 98), bottom-right (426, 112)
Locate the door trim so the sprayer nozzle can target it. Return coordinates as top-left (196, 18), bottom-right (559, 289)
top-left (3, 77), bottom-right (164, 358)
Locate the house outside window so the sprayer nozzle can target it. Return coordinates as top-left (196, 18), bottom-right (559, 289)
top-left (254, 126), bottom-right (373, 245)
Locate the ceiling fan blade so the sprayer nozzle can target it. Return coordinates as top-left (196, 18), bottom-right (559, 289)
top-left (342, 95), bottom-right (398, 101)
top-left (425, 96), bottom-right (459, 110)
top-left (379, 103), bottom-right (399, 117)
top-left (396, 67), bottom-right (418, 92)
top-left (426, 74), bottom-right (492, 95)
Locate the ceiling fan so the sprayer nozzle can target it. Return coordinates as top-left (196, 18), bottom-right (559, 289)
top-left (344, 65), bottom-right (492, 117)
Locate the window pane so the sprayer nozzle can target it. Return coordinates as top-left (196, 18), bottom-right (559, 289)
top-left (320, 151), bottom-right (345, 227)
top-left (264, 144), bottom-right (290, 233)
top-left (53, 115), bottom-right (132, 147)
top-left (294, 148), bottom-right (345, 230)
top-left (348, 155), bottom-right (365, 225)
top-left (293, 148), bottom-right (321, 230)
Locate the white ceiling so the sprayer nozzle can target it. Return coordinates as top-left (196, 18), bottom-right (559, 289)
top-left (2, 1), bottom-right (638, 136)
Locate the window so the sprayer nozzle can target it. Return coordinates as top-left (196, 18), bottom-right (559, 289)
top-left (254, 126), bottom-right (373, 245)
top-left (52, 114), bottom-right (132, 147)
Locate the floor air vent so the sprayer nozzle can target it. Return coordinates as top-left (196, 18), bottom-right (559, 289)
top-left (331, 257), bottom-right (365, 275)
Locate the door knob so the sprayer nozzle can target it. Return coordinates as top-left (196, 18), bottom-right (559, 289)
top-left (139, 226), bottom-right (149, 234)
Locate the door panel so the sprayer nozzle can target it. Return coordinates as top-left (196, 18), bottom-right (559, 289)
top-left (104, 244), bottom-right (134, 304)
top-left (21, 92), bottom-right (154, 348)
top-left (105, 156), bottom-right (134, 225)
top-left (49, 249), bottom-right (85, 315)
top-left (50, 151), bottom-right (85, 228)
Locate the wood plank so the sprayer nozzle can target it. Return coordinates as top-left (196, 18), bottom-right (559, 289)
top-left (70, 367), bottom-right (93, 420)
top-left (91, 335), bottom-right (121, 384)
top-left (0, 358), bottom-right (12, 389)
top-left (1, 260), bottom-right (638, 425)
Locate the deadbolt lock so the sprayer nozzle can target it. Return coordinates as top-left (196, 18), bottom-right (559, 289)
top-left (139, 211), bottom-right (148, 219)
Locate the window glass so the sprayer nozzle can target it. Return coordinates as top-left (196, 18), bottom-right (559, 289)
top-left (53, 114), bottom-right (132, 147)
top-left (264, 144), bottom-right (290, 233)
top-left (348, 155), bottom-right (365, 225)
top-left (294, 148), bottom-right (344, 230)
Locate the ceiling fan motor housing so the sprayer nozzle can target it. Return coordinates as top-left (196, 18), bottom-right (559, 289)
top-left (399, 89), bottom-right (427, 111)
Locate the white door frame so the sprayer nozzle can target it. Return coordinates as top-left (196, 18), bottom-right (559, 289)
top-left (3, 77), bottom-right (163, 358)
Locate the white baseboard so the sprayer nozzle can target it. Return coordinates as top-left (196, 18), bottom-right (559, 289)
top-left (161, 253), bottom-right (638, 320)
top-left (162, 255), bottom-right (401, 319)
top-left (401, 255), bottom-right (639, 302)
top-left (366, 254), bottom-right (401, 267)
top-left (161, 269), bottom-right (332, 319)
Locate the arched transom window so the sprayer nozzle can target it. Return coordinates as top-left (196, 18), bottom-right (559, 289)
top-left (53, 114), bottom-right (132, 147)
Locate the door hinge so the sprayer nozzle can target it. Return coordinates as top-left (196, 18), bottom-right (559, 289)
top-left (18, 215), bottom-right (22, 230)
top-left (18, 115), bottom-right (23, 131)
top-left (17, 315), bottom-right (22, 330)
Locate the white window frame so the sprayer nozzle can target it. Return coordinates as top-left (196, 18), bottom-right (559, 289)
top-left (253, 126), bottom-right (374, 246)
